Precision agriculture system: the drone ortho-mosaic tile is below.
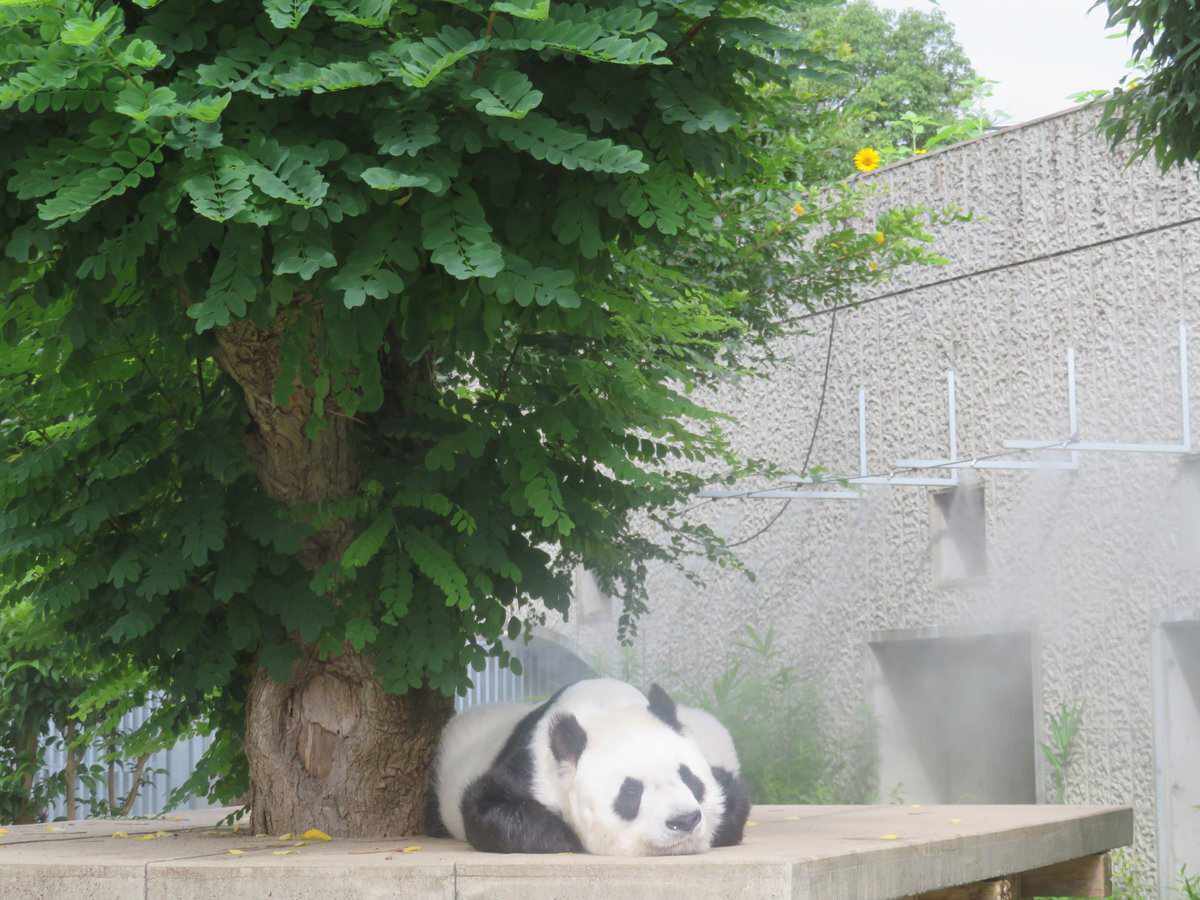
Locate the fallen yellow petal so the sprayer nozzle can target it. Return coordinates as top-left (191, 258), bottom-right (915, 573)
top-left (401, 845), bottom-right (422, 853)
top-left (880, 833), bottom-right (899, 840)
top-left (292, 841), bottom-right (308, 847)
top-left (301, 828), bottom-right (332, 842)
top-left (45, 825), bottom-right (65, 833)
top-left (227, 849), bottom-right (245, 856)
top-left (111, 831), bottom-right (129, 838)
top-left (277, 833), bottom-right (292, 841)
top-left (134, 834), bottom-right (160, 841)
top-left (272, 848), bottom-right (297, 856)
top-left (745, 820), bottom-right (759, 828)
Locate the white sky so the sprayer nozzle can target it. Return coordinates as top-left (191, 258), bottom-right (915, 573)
top-left (870, 0), bottom-right (1136, 124)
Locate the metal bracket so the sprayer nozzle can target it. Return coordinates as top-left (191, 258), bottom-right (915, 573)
top-left (1004, 322), bottom-right (1192, 456)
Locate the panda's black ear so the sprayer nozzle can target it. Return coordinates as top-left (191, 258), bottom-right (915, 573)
top-left (549, 713), bottom-right (587, 765)
top-left (647, 683), bottom-right (682, 733)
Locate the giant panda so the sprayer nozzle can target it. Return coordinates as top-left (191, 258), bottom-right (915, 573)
top-left (425, 677), bottom-right (751, 855)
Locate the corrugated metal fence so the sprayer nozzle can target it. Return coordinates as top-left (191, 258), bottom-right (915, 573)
top-left (37, 636), bottom-right (593, 820)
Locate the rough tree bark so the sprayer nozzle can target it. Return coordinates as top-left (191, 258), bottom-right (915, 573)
top-left (63, 722), bottom-right (77, 821)
top-left (214, 312), bottom-right (452, 837)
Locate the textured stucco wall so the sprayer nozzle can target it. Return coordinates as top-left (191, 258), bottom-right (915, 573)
top-left (564, 105), bottom-right (1200, 888)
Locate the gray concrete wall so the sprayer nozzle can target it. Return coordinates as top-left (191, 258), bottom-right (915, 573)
top-left (565, 104), bottom-right (1200, 891)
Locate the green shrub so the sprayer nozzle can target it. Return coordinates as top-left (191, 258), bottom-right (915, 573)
top-left (680, 625), bottom-right (877, 805)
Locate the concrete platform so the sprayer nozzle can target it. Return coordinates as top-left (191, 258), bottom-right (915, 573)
top-left (0, 804), bottom-right (1132, 899)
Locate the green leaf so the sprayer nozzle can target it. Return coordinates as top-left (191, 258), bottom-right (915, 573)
top-left (108, 608), bottom-right (157, 642)
top-left (114, 81), bottom-right (179, 121)
top-left (489, 113), bottom-right (647, 173)
top-left (59, 8), bottom-right (118, 46)
top-left (317, 0), bottom-right (397, 26)
top-left (185, 93), bottom-right (232, 123)
top-left (420, 185), bottom-right (504, 280)
top-left (107, 551), bottom-right (143, 589)
top-left (188, 227), bottom-right (263, 331)
top-left (359, 147), bottom-right (461, 196)
top-left (387, 27), bottom-right (488, 88)
top-left (273, 228), bottom-right (337, 281)
top-left (345, 618), bottom-right (379, 651)
top-left (379, 554), bottom-right (413, 625)
top-left (214, 543), bottom-right (258, 603)
top-left (183, 150), bottom-right (253, 222)
top-left (263, 0), bottom-right (314, 28)
top-left (137, 558), bottom-right (187, 599)
top-left (249, 140), bottom-right (330, 208)
top-left (328, 227), bottom-right (410, 308)
top-left (401, 526), bottom-right (471, 608)
top-left (480, 254), bottom-right (579, 307)
top-left (491, 0), bottom-right (549, 21)
top-left (552, 191), bottom-right (605, 257)
top-left (360, 165), bottom-right (441, 193)
top-left (650, 73), bottom-right (739, 134)
top-left (260, 642), bottom-right (300, 681)
top-left (342, 512), bottom-right (393, 569)
top-left (181, 504), bottom-right (227, 566)
top-left (374, 108), bottom-right (440, 157)
top-left (272, 60), bottom-right (382, 93)
top-left (469, 70), bottom-right (543, 119)
top-left (120, 37), bottom-right (166, 69)
top-left (493, 7), bottom-right (668, 66)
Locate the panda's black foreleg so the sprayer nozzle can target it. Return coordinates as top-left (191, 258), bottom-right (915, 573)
top-left (710, 767), bottom-right (752, 847)
top-left (461, 773), bottom-right (583, 853)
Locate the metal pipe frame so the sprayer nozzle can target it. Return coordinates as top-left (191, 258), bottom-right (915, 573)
top-left (896, 353), bottom-right (1081, 473)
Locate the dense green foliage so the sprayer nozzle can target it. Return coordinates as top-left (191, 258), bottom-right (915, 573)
top-left (1, 0), bottom-right (943, 806)
top-left (1099, 0), bottom-right (1200, 168)
top-left (0, 600), bottom-right (160, 822)
top-left (786, 0), bottom-right (987, 181)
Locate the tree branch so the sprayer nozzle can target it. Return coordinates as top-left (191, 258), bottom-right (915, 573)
top-left (120, 753), bottom-right (153, 817)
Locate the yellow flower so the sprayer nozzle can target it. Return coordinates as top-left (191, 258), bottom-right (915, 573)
top-left (792, 201), bottom-right (806, 216)
top-left (853, 147), bottom-right (881, 173)
top-left (874, 231), bottom-right (885, 245)
top-left (868, 261), bottom-right (878, 272)
top-left (914, 148), bottom-right (927, 155)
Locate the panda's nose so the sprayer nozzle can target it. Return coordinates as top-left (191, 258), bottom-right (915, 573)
top-left (666, 810), bottom-right (702, 833)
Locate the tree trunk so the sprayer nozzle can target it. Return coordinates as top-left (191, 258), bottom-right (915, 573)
top-left (106, 748), bottom-right (117, 815)
top-left (244, 651), bottom-right (451, 837)
top-left (63, 723), bottom-right (78, 821)
top-left (213, 312), bottom-right (452, 837)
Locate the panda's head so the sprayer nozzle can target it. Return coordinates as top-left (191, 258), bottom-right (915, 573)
top-left (546, 700), bottom-right (721, 856)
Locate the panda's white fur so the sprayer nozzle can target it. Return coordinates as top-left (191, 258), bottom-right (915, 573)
top-left (430, 702), bottom-right (529, 842)
top-left (676, 704), bottom-right (740, 774)
top-left (426, 678), bottom-right (748, 856)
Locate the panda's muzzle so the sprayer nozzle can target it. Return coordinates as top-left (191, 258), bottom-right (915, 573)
top-left (666, 810), bottom-right (702, 833)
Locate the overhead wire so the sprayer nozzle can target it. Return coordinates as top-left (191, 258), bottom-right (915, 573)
top-left (724, 308), bottom-right (838, 548)
top-left (795, 214), bottom-right (1200, 324)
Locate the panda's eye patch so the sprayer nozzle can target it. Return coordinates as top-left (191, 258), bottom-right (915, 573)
top-left (613, 777), bottom-right (644, 820)
top-left (679, 764), bottom-right (705, 803)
